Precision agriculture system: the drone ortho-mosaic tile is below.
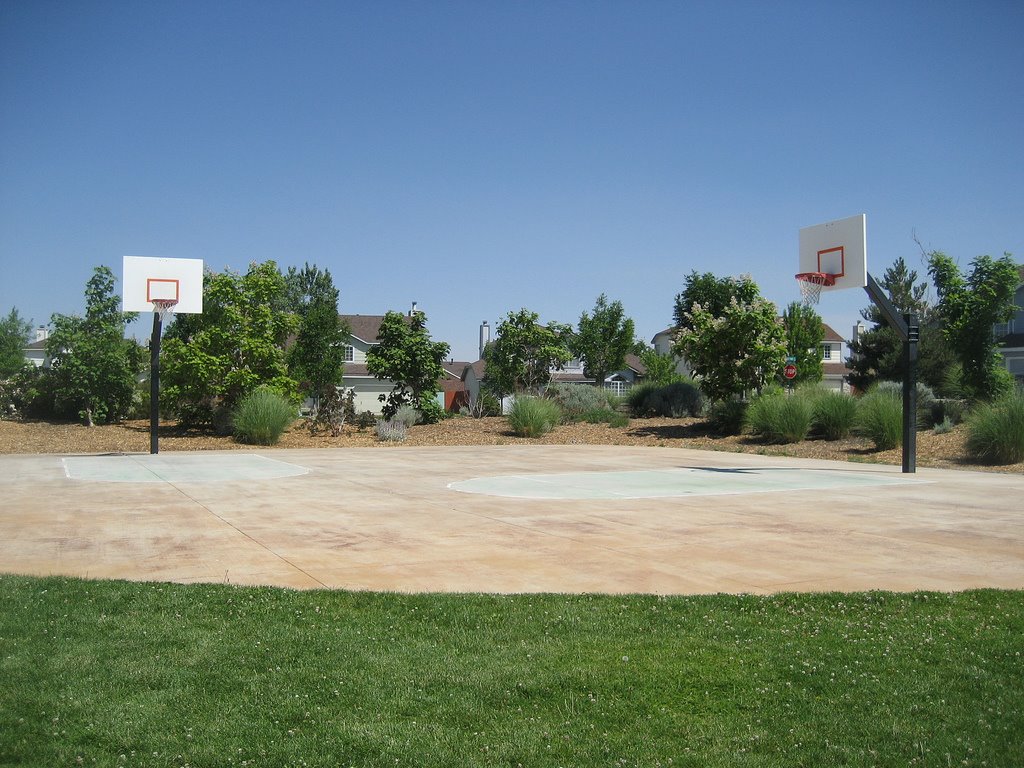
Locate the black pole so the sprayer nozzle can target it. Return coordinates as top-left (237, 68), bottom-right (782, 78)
top-left (863, 274), bottom-right (918, 473)
top-left (903, 312), bottom-right (919, 474)
top-left (150, 311), bottom-right (162, 455)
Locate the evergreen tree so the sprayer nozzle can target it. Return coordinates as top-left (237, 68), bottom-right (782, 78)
top-left (45, 267), bottom-right (143, 425)
top-left (0, 308), bottom-right (32, 377)
top-left (284, 264), bottom-right (349, 409)
top-left (846, 257), bottom-right (931, 391)
top-left (570, 294), bottom-right (635, 388)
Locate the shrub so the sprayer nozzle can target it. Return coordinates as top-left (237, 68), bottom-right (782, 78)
top-left (544, 383), bottom-right (608, 422)
top-left (930, 398), bottom-right (967, 428)
top-left (856, 388), bottom-right (903, 451)
top-left (626, 382), bottom-right (659, 414)
top-left (811, 390), bottom-right (858, 440)
top-left (876, 380), bottom-right (937, 428)
top-left (932, 417), bottom-right (955, 435)
top-left (232, 387), bottom-right (297, 445)
top-left (394, 404), bottom-right (421, 428)
top-left (707, 398), bottom-right (747, 436)
top-left (965, 388), bottom-right (1024, 464)
top-left (746, 391), bottom-right (813, 444)
top-left (581, 408), bottom-right (630, 428)
top-left (309, 384), bottom-right (346, 437)
top-left (375, 419), bottom-right (408, 442)
top-left (354, 410), bottom-right (377, 431)
top-left (508, 396), bottom-right (562, 438)
top-left (629, 380), bottom-right (703, 418)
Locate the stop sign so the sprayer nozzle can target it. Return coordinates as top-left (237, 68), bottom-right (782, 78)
top-left (784, 364), bottom-right (798, 380)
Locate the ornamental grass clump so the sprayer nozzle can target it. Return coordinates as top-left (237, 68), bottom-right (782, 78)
top-left (375, 419), bottom-right (408, 442)
top-left (231, 387), bottom-right (297, 445)
top-left (811, 390), bottom-right (858, 440)
top-left (856, 387), bottom-right (903, 451)
top-left (965, 388), bottom-right (1024, 464)
top-left (508, 396), bottom-right (562, 438)
top-left (746, 390), bottom-right (813, 444)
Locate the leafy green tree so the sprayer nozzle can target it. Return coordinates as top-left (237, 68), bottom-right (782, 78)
top-left (781, 301), bottom-right (824, 385)
top-left (846, 257), bottom-right (932, 391)
top-left (45, 267), bottom-right (144, 425)
top-left (485, 309), bottom-right (571, 396)
top-left (366, 310), bottom-right (450, 422)
top-left (162, 261), bottom-right (299, 428)
top-left (927, 251), bottom-right (1019, 401)
top-left (284, 264), bottom-right (349, 408)
top-left (0, 308), bottom-right (32, 377)
top-left (637, 347), bottom-right (681, 387)
top-left (570, 294), bottom-right (636, 388)
top-left (674, 271), bottom-right (759, 331)
top-left (673, 274), bottom-right (786, 402)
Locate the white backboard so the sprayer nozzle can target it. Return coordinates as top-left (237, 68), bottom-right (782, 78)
top-left (798, 214), bottom-right (867, 291)
top-left (122, 256), bottom-right (204, 314)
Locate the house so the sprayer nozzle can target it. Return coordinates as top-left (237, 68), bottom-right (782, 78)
top-left (23, 326), bottom-right (50, 368)
top-left (995, 264), bottom-right (1024, 382)
top-left (339, 313), bottom-right (466, 415)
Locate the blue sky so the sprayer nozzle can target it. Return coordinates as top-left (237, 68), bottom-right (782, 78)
top-left (2, 1), bottom-right (1022, 362)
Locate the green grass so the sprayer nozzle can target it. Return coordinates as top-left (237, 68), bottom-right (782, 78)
top-left (965, 388), bottom-right (1024, 464)
top-left (2, 576), bottom-right (1022, 767)
top-left (231, 387), bottom-right (298, 445)
top-left (746, 392), bottom-right (814, 444)
top-left (856, 387), bottom-right (903, 451)
top-left (811, 389), bottom-right (858, 440)
top-left (507, 396), bottom-right (562, 437)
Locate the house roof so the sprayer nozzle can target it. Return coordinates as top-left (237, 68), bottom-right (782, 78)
top-left (999, 332), bottom-right (1024, 350)
top-left (822, 324), bottom-right (844, 342)
top-left (342, 314), bottom-right (389, 344)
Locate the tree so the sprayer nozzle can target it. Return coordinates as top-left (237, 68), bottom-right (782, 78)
top-left (162, 261), bottom-right (299, 428)
top-left (637, 346), bottom-right (681, 387)
top-left (674, 271), bottom-right (760, 332)
top-left (0, 308), bottom-right (32, 377)
top-left (570, 294), bottom-right (636, 388)
top-left (673, 274), bottom-right (786, 402)
top-left (284, 264), bottom-right (349, 410)
top-left (846, 256), bottom-right (937, 392)
top-left (781, 301), bottom-right (824, 385)
top-left (927, 251), bottom-right (1019, 401)
top-left (365, 310), bottom-right (450, 422)
top-left (45, 267), bottom-right (144, 425)
top-left (485, 309), bottom-right (571, 396)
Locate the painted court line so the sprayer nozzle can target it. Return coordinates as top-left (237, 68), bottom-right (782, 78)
top-left (448, 467), bottom-right (926, 500)
top-left (62, 453), bottom-right (310, 483)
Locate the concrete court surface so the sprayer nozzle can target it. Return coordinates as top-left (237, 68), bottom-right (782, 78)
top-left (1, 444), bottom-right (1021, 595)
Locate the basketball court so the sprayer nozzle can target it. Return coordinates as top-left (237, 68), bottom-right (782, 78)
top-left (1, 445), bottom-right (1021, 594)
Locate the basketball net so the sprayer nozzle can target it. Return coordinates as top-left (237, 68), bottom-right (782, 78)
top-left (152, 299), bottom-right (178, 326)
top-left (795, 272), bottom-right (835, 306)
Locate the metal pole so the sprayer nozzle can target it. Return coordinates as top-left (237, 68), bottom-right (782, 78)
top-left (903, 312), bottom-right (919, 474)
top-left (863, 274), bottom-right (918, 473)
top-left (150, 312), bottom-right (162, 455)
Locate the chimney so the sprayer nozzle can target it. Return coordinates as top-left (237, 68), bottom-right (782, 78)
top-left (479, 321), bottom-right (490, 358)
top-left (409, 301), bottom-right (418, 317)
top-left (34, 326), bottom-right (48, 343)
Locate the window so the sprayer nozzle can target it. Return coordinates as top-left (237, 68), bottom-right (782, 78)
top-left (822, 344), bottom-right (832, 361)
top-left (343, 345), bottom-right (354, 362)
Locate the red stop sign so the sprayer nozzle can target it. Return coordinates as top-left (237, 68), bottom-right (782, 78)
top-left (784, 364), bottom-right (798, 380)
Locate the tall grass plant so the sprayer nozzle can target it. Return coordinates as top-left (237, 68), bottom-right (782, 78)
top-left (508, 396), bottom-right (562, 437)
top-left (856, 387), bottom-right (903, 451)
top-left (965, 388), bottom-right (1024, 464)
top-left (231, 387), bottom-right (297, 445)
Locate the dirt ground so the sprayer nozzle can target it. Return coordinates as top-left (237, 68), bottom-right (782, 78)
top-left (1, 415), bottom-right (1021, 474)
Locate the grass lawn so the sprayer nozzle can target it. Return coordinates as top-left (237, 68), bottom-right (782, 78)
top-left (2, 576), bottom-right (1021, 767)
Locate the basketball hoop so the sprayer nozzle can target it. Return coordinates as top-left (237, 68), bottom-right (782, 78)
top-left (152, 299), bottom-right (178, 325)
top-left (795, 272), bottom-right (835, 305)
